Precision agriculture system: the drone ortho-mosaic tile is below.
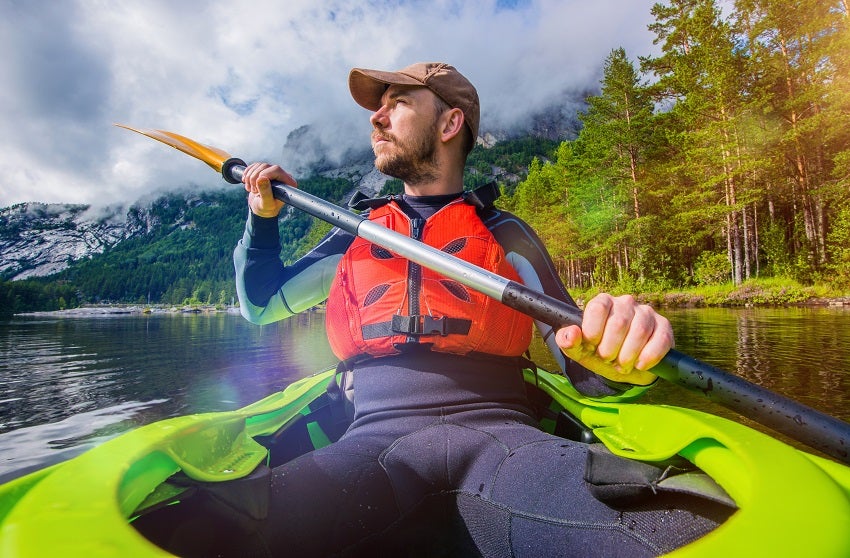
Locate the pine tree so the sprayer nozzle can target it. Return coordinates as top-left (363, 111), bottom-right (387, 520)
top-left (643, 0), bottom-right (753, 285)
top-left (736, 0), bottom-right (849, 276)
top-left (577, 47), bottom-right (659, 282)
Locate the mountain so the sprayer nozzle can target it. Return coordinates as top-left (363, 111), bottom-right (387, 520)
top-left (0, 203), bottom-right (127, 281)
top-left (0, 177), bottom-right (366, 287)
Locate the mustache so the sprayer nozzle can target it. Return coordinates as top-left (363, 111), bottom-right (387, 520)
top-left (372, 130), bottom-right (395, 144)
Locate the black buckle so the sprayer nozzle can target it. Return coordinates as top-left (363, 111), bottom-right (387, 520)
top-left (391, 314), bottom-right (448, 336)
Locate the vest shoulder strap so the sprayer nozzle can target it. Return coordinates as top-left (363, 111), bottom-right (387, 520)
top-left (462, 182), bottom-right (500, 210)
top-left (348, 191), bottom-right (395, 211)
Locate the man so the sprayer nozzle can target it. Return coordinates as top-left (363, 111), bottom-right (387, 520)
top-left (229, 63), bottom-right (726, 557)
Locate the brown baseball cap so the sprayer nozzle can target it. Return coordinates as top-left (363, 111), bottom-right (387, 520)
top-left (348, 62), bottom-right (480, 145)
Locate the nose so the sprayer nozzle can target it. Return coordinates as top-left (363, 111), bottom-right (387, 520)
top-left (370, 104), bottom-right (389, 129)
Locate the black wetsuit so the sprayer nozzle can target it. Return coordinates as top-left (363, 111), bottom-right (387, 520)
top-left (199, 193), bottom-right (730, 557)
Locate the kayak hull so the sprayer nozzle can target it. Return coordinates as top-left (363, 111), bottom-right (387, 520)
top-left (1, 367), bottom-right (849, 557)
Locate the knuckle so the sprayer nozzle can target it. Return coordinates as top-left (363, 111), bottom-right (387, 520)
top-left (630, 318), bottom-right (654, 339)
top-left (615, 294), bottom-right (636, 307)
top-left (606, 313), bottom-right (630, 332)
top-left (585, 295), bottom-right (610, 313)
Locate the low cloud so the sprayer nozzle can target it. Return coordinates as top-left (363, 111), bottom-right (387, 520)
top-left (0, 0), bottom-right (658, 208)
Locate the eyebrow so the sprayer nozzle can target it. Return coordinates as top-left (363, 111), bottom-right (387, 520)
top-left (382, 86), bottom-right (417, 104)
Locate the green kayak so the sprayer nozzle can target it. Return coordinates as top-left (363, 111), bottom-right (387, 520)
top-left (1, 367), bottom-right (849, 557)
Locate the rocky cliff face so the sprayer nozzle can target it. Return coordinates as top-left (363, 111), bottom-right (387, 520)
top-left (0, 203), bottom-right (128, 281)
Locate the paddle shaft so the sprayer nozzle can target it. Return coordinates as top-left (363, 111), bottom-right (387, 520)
top-left (226, 160), bottom-right (850, 464)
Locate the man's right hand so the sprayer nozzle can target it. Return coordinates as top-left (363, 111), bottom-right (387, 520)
top-left (242, 162), bottom-right (297, 218)
top-left (554, 294), bottom-right (670, 386)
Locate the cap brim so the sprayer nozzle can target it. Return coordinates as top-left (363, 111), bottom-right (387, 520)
top-left (348, 68), bottom-right (424, 111)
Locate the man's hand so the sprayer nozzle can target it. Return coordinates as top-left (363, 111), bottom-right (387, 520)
top-left (242, 162), bottom-right (297, 218)
top-left (554, 294), bottom-right (673, 386)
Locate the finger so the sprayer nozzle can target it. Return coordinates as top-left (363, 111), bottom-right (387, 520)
top-left (557, 322), bottom-right (658, 385)
top-left (580, 294), bottom-right (614, 348)
top-left (555, 325), bottom-right (598, 365)
top-left (635, 314), bottom-right (674, 370)
top-left (554, 325), bottom-right (583, 351)
top-left (242, 162), bottom-right (270, 191)
top-left (260, 165), bottom-right (297, 188)
top-left (615, 304), bottom-right (656, 368)
top-left (594, 295), bottom-right (636, 362)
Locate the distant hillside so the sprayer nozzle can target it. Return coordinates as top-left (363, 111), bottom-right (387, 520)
top-left (0, 176), bottom-right (353, 315)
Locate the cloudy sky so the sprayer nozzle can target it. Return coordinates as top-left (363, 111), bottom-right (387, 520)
top-left (0, 0), bottom-right (660, 209)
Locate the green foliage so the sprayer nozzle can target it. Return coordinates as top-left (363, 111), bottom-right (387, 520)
top-left (0, 279), bottom-right (81, 316)
top-left (503, 0), bottom-right (850, 296)
top-left (693, 251), bottom-right (731, 286)
top-left (379, 178), bottom-right (404, 196)
top-left (825, 205), bottom-right (850, 289)
top-left (466, 137), bottom-right (559, 177)
top-left (465, 137), bottom-right (559, 195)
top-left (760, 221), bottom-right (792, 277)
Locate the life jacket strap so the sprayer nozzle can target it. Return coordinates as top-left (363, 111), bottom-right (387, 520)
top-left (462, 181), bottom-right (500, 210)
top-left (361, 315), bottom-right (473, 339)
top-left (348, 191), bottom-right (395, 211)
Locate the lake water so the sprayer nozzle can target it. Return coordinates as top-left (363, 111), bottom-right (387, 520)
top-left (1, 306), bottom-right (848, 482)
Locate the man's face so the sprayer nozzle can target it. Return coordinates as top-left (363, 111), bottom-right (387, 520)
top-left (370, 85), bottom-right (442, 185)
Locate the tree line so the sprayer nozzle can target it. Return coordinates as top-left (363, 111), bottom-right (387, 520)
top-left (502, 0), bottom-right (850, 292)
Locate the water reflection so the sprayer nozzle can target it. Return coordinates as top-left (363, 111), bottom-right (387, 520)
top-left (0, 399), bottom-right (166, 481)
top-left (659, 306), bottom-right (850, 422)
top-left (0, 312), bottom-right (337, 481)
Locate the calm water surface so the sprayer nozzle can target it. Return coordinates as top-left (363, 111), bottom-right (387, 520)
top-left (654, 306), bottom-right (849, 419)
top-left (0, 306), bottom-right (848, 481)
top-left (0, 311), bottom-right (336, 482)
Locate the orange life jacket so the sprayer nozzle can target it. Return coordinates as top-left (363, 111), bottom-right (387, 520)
top-left (326, 197), bottom-right (533, 362)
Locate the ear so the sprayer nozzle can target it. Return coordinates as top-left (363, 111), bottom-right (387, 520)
top-left (438, 107), bottom-right (465, 144)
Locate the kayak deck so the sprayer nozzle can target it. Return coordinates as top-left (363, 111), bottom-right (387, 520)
top-left (1, 367), bottom-right (849, 557)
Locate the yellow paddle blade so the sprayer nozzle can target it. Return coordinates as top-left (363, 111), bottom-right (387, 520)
top-left (115, 124), bottom-right (233, 173)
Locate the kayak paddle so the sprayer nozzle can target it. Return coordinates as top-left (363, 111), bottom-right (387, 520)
top-left (117, 124), bottom-right (850, 464)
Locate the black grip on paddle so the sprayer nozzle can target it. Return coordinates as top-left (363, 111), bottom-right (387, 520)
top-left (655, 349), bottom-right (850, 462)
top-left (502, 281), bottom-right (583, 327)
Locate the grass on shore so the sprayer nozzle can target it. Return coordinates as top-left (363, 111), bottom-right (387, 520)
top-left (568, 277), bottom-right (850, 308)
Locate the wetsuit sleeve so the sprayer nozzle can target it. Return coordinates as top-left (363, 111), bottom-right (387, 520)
top-left (233, 211), bottom-right (353, 325)
top-left (484, 209), bottom-right (651, 399)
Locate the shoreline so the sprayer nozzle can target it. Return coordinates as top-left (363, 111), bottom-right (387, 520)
top-left (12, 294), bottom-right (850, 319)
top-left (14, 305), bottom-right (244, 317)
top-left (572, 281), bottom-right (850, 309)
top-left (638, 293), bottom-right (850, 309)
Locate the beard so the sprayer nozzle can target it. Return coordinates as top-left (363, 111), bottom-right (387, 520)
top-left (372, 124), bottom-right (439, 186)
